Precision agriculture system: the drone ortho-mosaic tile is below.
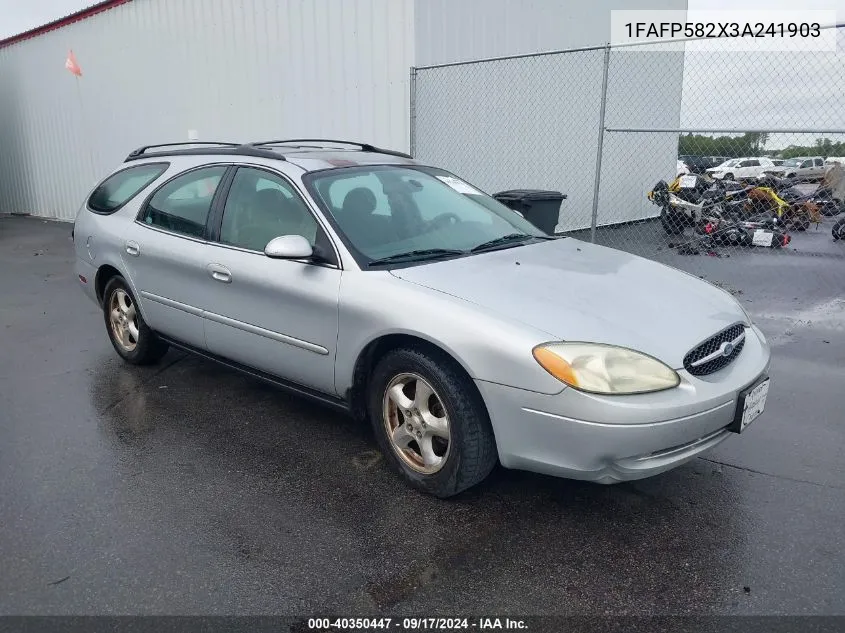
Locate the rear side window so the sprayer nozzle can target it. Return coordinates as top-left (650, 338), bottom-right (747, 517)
top-left (139, 166), bottom-right (227, 238)
top-left (88, 163), bottom-right (169, 214)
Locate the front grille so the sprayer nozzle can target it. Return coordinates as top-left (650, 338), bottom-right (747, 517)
top-left (683, 323), bottom-right (746, 376)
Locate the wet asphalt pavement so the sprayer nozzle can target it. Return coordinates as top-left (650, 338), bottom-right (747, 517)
top-left (1, 215), bottom-right (844, 616)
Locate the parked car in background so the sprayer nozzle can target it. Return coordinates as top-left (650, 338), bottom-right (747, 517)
top-left (707, 157), bottom-right (774, 181)
top-left (678, 155), bottom-right (719, 174)
top-left (824, 157), bottom-right (845, 167)
top-left (72, 139), bottom-right (773, 497)
top-left (762, 156), bottom-right (825, 180)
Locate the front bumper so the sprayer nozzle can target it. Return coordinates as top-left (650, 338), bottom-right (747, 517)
top-left (475, 325), bottom-right (771, 484)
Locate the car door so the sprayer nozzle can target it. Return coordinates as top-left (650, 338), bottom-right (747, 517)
top-left (799, 159), bottom-right (813, 179)
top-left (745, 159), bottom-right (761, 178)
top-left (121, 164), bottom-right (229, 349)
top-left (200, 165), bottom-right (341, 395)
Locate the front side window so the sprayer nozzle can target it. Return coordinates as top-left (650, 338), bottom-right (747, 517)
top-left (801, 160), bottom-right (812, 169)
top-left (306, 166), bottom-right (546, 266)
top-left (88, 163), bottom-right (168, 214)
top-left (139, 166), bottom-right (226, 238)
top-left (219, 167), bottom-right (319, 251)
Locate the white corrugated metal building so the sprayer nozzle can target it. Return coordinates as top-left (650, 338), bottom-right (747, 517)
top-left (0, 0), bottom-right (686, 225)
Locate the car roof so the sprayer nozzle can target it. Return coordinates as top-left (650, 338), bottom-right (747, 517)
top-left (122, 140), bottom-right (417, 172)
top-left (280, 149), bottom-right (417, 171)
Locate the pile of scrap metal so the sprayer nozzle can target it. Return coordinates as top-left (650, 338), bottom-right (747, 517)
top-left (646, 169), bottom-right (845, 251)
top-left (648, 174), bottom-right (792, 254)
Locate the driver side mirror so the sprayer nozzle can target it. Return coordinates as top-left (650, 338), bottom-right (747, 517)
top-left (264, 235), bottom-right (314, 259)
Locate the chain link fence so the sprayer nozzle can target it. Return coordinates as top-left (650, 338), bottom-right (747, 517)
top-left (411, 27), bottom-right (845, 294)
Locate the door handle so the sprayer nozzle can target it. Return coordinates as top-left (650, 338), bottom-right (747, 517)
top-left (125, 241), bottom-right (140, 257)
top-left (207, 263), bottom-right (232, 284)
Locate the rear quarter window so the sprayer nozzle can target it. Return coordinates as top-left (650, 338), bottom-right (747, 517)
top-left (87, 163), bottom-right (169, 214)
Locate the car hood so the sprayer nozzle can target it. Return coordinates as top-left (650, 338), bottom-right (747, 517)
top-left (390, 239), bottom-right (747, 368)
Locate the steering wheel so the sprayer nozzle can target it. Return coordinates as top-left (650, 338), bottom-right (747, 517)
top-left (427, 212), bottom-right (462, 231)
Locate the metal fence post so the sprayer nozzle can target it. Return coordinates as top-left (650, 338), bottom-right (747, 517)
top-left (589, 44), bottom-right (611, 243)
top-left (409, 66), bottom-right (417, 157)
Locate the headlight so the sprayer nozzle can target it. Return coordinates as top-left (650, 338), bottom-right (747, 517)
top-left (532, 343), bottom-right (680, 395)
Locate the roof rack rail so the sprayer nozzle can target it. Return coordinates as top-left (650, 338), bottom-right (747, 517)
top-left (126, 141), bottom-right (240, 159)
top-left (123, 142), bottom-right (285, 163)
top-left (248, 138), bottom-right (413, 160)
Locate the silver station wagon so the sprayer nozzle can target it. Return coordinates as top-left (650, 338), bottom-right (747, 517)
top-left (74, 140), bottom-right (771, 497)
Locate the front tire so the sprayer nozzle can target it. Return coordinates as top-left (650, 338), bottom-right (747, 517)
top-left (102, 276), bottom-right (169, 365)
top-left (368, 347), bottom-right (497, 497)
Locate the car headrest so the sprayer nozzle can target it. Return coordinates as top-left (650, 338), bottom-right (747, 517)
top-left (342, 187), bottom-right (377, 216)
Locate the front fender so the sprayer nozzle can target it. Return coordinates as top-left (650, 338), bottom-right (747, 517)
top-left (334, 271), bottom-right (566, 397)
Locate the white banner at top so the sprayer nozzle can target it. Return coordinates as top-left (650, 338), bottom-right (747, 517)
top-left (610, 10), bottom-right (838, 51)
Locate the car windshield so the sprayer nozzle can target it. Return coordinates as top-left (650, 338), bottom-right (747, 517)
top-left (783, 158), bottom-right (803, 166)
top-left (305, 165), bottom-right (548, 266)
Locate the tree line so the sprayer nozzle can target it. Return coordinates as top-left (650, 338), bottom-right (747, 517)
top-left (677, 133), bottom-right (845, 159)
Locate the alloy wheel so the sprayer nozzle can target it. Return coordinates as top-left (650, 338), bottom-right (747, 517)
top-left (109, 288), bottom-right (139, 353)
top-left (382, 372), bottom-right (451, 474)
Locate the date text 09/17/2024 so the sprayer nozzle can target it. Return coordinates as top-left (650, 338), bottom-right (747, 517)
top-left (307, 617), bottom-right (528, 630)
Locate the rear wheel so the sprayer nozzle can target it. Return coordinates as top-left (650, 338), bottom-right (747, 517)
top-left (660, 208), bottom-right (686, 235)
top-left (368, 347), bottom-right (497, 497)
top-left (787, 212), bottom-right (811, 231)
top-left (103, 276), bottom-right (169, 365)
top-left (819, 201), bottom-right (843, 217)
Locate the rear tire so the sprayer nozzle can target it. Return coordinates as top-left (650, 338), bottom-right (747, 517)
top-left (660, 208), bottom-right (686, 235)
top-left (368, 346), bottom-right (497, 498)
top-left (819, 201), bottom-right (843, 217)
top-left (102, 276), bottom-right (169, 365)
top-left (789, 214), bottom-right (811, 232)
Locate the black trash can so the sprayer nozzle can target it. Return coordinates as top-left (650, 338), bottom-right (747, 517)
top-left (493, 189), bottom-right (566, 235)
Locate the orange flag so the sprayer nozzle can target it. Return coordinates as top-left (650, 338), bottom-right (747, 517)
top-left (65, 50), bottom-right (82, 77)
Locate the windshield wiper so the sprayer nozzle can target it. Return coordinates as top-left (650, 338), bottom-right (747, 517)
top-left (470, 233), bottom-right (554, 253)
top-left (367, 248), bottom-right (466, 267)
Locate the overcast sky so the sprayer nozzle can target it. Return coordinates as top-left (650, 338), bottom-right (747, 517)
top-left (0, 0), bottom-right (94, 39)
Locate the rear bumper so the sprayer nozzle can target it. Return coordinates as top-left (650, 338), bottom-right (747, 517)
top-left (475, 326), bottom-right (771, 483)
top-left (75, 257), bottom-right (99, 305)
